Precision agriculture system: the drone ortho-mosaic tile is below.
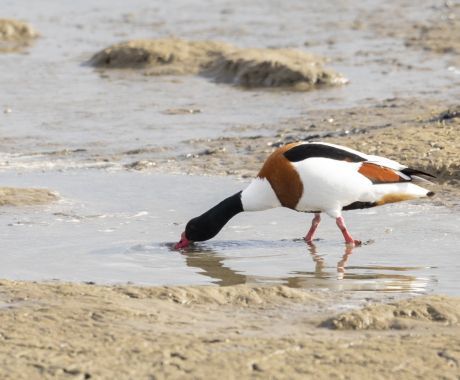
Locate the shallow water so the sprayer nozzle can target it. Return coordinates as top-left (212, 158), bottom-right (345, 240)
top-left (0, 171), bottom-right (458, 295)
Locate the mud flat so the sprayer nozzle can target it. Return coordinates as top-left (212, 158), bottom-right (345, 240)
top-left (356, 2), bottom-right (460, 65)
top-left (90, 38), bottom-right (345, 90)
top-left (0, 19), bottom-right (38, 52)
top-left (0, 280), bottom-right (459, 379)
top-left (0, 187), bottom-right (57, 206)
top-left (406, 17), bottom-right (460, 58)
top-left (404, 4), bottom-right (460, 59)
top-left (124, 98), bottom-right (460, 201)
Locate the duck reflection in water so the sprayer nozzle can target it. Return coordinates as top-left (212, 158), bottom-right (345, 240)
top-left (176, 240), bottom-right (418, 291)
top-left (181, 245), bottom-right (247, 286)
top-left (307, 242), bottom-right (354, 281)
top-left (177, 241), bottom-right (355, 287)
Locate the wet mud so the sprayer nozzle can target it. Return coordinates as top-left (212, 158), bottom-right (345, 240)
top-left (90, 38), bottom-right (345, 89)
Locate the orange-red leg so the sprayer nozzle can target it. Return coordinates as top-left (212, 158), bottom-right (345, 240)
top-left (335, 216), bottom-right (361, 246)
top-left (305, 213), bottom-right (321, 243)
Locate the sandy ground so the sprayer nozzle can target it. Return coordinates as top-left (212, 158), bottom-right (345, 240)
top-left (0, 280), bottom-right (459, 379)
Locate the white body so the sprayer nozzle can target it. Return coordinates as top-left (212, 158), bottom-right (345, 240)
top-left (241, 143), bottom-right (431, 218)
top-left (292, 157), bottom-right (427, 217)
top-left (241, 177), bottom-right (281, 211)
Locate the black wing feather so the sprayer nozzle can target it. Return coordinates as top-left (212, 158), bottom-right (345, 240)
top-left (400, 167), bottom-right (436, 178)
top-left (283, 143), bottom-right (366, 163)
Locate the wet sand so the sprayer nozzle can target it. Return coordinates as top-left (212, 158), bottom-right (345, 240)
top-left (1, 280), bottom-right (459, 379)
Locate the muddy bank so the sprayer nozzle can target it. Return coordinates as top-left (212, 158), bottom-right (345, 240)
top-left (0, 187), bottom-right (57, 206)
top-left (90, 38), bottom-right (345, 89)
top-left (0, 279), bottom-right (459, 379)
top-left (0, 19), bottom-right (38, 52)
top-left (123, 98), bottom-right (459, 201)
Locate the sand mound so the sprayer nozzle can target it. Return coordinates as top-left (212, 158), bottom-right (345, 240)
top-left (0, 187), bottom-right (58, 206)
top-left (90, 38), bottom-right (345, 90)
top-left (323, 296), bottom-right (460, 330)
top-left (114, 284), bottom-right (319, 306)
top-left (0, 19), bottom-right (38, 52)
top-left (89, 39), bottom-right (231, 74)
top-left (0, 19), bottom-right (37, 41)
top-left (208, 48), bottom-right (345, 89)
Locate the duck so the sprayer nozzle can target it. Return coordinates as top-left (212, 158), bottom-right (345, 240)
top-left (175, 142), bottom-right (435, 249)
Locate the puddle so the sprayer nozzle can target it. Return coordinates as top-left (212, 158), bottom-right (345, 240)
top-left (0, 171), bottom-right (458, 295)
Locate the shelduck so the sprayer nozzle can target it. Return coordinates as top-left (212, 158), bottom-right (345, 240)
top-left (175, 142), bottom-right (435, 249)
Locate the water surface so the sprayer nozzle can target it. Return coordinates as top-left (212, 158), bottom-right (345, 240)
top-left (1, 171), bottom-right (458, 295)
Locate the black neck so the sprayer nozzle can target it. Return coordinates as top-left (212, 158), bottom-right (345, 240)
top-left (185, 191), bottom-right (243, 242)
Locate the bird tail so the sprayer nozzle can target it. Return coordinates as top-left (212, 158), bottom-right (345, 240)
top-left (370, 182), bottom-right (434, 206)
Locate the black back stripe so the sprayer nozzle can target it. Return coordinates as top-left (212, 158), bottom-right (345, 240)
top-left (283, 143), bottom-right (366, 163)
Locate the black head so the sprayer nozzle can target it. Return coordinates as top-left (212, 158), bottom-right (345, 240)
top-left (174, 191), bottom-right (243, 249)
top-left (185, 216), bottom-right (219, 242)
